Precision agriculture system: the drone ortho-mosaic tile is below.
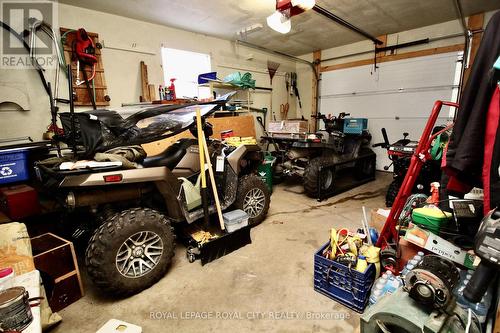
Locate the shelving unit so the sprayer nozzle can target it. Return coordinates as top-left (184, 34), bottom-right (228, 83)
top-left (199, 81), bottom-right (272, 114)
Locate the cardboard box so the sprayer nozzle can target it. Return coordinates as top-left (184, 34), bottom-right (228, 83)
top-left (398, 236), bottom-right (423, 267)
top-left (268, 120), bottom-right (308, 134)
top-left (370, 208), bottom-right (390, 232)
top-left (404, 224), bottom-right (477, 269)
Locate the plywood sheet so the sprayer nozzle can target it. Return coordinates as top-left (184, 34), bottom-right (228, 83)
top-left (142, 115), bottom-right (256, 156)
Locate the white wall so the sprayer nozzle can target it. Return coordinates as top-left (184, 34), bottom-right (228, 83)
top-left (0, 3), bottom-right (297, 141)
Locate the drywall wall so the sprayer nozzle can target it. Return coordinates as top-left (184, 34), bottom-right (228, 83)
top-left (0, 3), bottom-right (296, 141)
top-left (297, 10), bottom-right (498, 123)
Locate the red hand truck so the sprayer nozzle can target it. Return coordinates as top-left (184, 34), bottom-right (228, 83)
top-left (376, 100), bottom-right (459, 248)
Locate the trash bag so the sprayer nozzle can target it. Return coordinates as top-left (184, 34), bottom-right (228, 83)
top-left (57, 92), bottom-right (235, 155)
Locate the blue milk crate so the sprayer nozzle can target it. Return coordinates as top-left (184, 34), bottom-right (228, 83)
top-left (343, 118), bottom-right (368, 134)
top-left (314, 242), bottom-right (376, 313)
top-left (0, 149), bottom-right (29, 184)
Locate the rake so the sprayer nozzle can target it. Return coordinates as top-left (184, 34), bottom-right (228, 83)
top-left (267, 60), bottom-right (280, 85)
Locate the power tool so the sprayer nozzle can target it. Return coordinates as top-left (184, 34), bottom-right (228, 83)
top-left (464, 208), bottom-right (500, 303)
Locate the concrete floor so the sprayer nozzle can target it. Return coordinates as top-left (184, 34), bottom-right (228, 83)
top-left (52, 172), bottom-right (391, 333)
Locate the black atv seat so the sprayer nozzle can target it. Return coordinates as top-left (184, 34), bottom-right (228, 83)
top-left (142, 138), bottom-right (197, 169)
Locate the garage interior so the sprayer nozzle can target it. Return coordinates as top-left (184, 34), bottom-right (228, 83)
top-left (1, 0), bottom-right (500, 332)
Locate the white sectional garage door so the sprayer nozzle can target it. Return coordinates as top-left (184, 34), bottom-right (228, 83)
top-left (319, 52), bottom-right (461, 170)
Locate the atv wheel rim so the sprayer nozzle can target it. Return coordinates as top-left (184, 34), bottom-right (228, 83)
top-left (323, 170), bottom-right (333, 190)
top-left (243, 188), bottom-right (266, 218)
top-left (116, 231), bottom-right (163, 278)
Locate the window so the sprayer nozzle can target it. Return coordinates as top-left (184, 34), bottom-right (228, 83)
top-left (161, 47), bottom-right (211, 99)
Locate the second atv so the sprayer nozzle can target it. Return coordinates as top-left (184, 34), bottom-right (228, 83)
top-left (262, 112), bottom-right (376, 199)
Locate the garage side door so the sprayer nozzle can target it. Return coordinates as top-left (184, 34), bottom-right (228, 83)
top-left (319, 52), bottom-right (460, 170)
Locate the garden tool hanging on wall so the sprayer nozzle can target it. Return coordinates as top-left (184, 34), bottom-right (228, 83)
top-left (72, 28), bottom-right (97, 109)
top-left (267, 60), bottom-right (280, 85)
top-left (290, 72), bottom-right (302, 110)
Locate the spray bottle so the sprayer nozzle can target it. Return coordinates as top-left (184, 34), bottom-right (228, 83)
top-left (169, 78), bottom-right (177, 101)
top-left (158, 85), bottom-right (163, 100)
top-left (426, 182), bottom-right (440, 204)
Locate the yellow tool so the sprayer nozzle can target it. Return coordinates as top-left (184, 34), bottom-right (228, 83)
top-left (196, 108), bottom-right (210, 228)
top-left (362, 245), bottom-right (381, 277)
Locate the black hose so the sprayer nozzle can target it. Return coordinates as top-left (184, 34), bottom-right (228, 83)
top-left (81, 63), bottom-right (97, 110)
top-left (0, 20), bottom-right (51, 96)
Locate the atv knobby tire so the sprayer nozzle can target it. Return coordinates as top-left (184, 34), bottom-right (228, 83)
top-left (385, 179), bottom-right (401, 207)
top-left (303, 157), bottom-right (336, 197)
top-left (234, 174), bottom-right (271, 226)
top-left (85, 208), bottom-right (175, 296)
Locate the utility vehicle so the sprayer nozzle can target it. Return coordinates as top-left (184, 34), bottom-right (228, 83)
top-left (35, 96), bottom-right (270, 295)
top-left (262, 112), bottom-right (376, 199)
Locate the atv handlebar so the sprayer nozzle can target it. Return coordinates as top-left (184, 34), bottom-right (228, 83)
top-left (312, 112), bottom-right (350, 120)
top-left (372, 128), bottom-right (390, 148)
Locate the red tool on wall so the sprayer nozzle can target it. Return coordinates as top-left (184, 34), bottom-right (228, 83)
top-left (376, 101), bottom-right (459, 250)
top-left (72, 28), bottom-right (97, 109)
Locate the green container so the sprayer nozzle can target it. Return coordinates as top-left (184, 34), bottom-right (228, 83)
top-left (411, 208), bottom-right (452, 234)
top-left (257, 153), bottom-right (276, 192)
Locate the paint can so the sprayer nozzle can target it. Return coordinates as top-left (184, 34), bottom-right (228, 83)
top-left (0, 287), bottom-right (34, 332)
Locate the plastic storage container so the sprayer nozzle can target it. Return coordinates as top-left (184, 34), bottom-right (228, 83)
top-left (343, 118), bottom-right (368, 135)
top-left (223, 209), bottom-right (249, 233)
top-left (0, 149), bottom-right (29, 185)
top-left (314, 242), bottom-right (376, 313)
top-left (411, 207), bottom-right (452, 234)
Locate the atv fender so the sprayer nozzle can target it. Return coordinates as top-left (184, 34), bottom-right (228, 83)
top-left (226, 144), bottom-right (262, 174)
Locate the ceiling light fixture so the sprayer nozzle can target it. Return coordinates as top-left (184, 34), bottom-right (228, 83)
top-left (291, 0), bottom-right (316, 11)
top-left (266, 0), bottom-right (315, 34)
top-left (266, 10), bottom-right (291, 34)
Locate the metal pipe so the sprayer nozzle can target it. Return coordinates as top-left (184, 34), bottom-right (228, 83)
top-left (320, 32), bottom-right (470, 63)
top-left (454, 0), bottom-right (471, 104)
top-left (235, 40), bottom-right (317, 73)
top-left (67, 64), bottom-right (78, 157)
top-left (312, 5), bottom-right (383, 45)
top-left (376, 38), bottom-right (429, 53)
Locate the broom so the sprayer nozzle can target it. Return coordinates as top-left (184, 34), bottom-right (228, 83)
top-left (267, 60), bottom-right (280, 85)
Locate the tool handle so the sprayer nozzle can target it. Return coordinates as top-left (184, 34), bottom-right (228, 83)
top-left (464, 261), bottom-right (498, 303)
top-left (195, 109), bottom-right (206, 188)
top-left (202, 135), bottom-right (225, 230)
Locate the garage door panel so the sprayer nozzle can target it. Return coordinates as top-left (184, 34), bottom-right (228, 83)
top-left (320, 53), bottom-right (458, 96)
top-left (320, 89), bottom-right (454, 119)
top-left (319, 52), bottom-right (459, 171)
top-left (321, 66), bottom-right (379, 95)
top-left (377, 54), bottom-right (458, 90)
